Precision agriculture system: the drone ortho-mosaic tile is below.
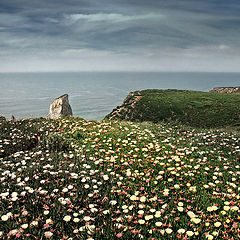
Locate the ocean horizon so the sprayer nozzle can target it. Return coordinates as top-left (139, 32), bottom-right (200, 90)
top-left (0, 71), bottom-right (240, 120)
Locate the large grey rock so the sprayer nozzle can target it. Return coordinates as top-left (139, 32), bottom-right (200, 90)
top-left (11, 115), bottom-right (16, 122)
top-left (48, 94), bottom-right (73, 119)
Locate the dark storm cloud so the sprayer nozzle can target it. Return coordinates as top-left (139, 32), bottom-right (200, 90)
top-left (0, 0), bottom-right (240, 72)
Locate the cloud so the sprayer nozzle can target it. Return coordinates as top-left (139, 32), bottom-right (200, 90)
top-left (66, 12), bottom-right (163, 23)
top-left (0, 0), bottom-right (240, 72)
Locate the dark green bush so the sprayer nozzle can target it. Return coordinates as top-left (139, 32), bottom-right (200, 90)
top-left (40, 132), bottom-right (71, 152)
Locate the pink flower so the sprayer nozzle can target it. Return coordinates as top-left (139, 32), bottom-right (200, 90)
top-left (16, 233), bottom-right (22, 238)
top-left (45, 231), bottom-right (53, 238)
top-left (22, 211), bottom-right (28, 216)
top-left (116, 233), bottom-right (123, 238)
top-left (43, 224), bottom-right (50, 229)
top-left (232, 222), bottom-right (237, 228)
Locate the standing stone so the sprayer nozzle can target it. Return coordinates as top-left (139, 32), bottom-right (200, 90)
top-left (48, 94), bottom-right (73, 119)
top-left (11, 115), bottom-right (16, 122)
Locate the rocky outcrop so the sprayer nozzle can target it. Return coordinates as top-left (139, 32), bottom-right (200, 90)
top-left (48, 94), bottom-right (73, 119)
top-left (105, 91), bottom-right (142, 121)
top-left (11, 115), bottom-right (16, 122)
top-left (209, 87), bottom-right (240, 94)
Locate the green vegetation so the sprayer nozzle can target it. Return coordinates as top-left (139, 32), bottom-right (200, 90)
top-left (109, 89), bottom-right (240, 128)
top-left (0, 117), bottom-right (239, 239)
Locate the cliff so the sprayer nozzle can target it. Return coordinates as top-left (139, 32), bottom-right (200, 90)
top-left (105, 91), bottom-right (142, 121)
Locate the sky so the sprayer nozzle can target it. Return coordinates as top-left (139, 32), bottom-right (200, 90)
top-left (0, 0), bottom-right (240, 72)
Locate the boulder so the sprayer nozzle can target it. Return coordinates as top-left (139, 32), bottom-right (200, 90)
top-left (48, 94), bottom-right (73, 119)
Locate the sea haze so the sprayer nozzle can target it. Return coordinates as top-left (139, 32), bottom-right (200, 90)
top-left (0, 72), bottom-right (239, 120)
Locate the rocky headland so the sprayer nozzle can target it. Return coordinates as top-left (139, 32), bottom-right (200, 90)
top-left (209, 86), bottom-right (240, 94)
top-left (105, 89), bottom-right (240, 128)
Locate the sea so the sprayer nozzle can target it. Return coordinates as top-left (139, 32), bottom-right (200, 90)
top-left (0, 72), bottom-right (239, 120)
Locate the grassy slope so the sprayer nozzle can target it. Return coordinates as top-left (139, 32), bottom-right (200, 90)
top-left (120, 89), bottom-right (240, 128)
top-left (0, 117), bottom-right (240, 239)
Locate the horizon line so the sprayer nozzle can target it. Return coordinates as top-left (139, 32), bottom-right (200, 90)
top-left (1, 70), bottom-right (240, 74)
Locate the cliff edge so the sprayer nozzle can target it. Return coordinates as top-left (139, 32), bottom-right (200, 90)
top-left (105, 91), bottom-right (142, 121)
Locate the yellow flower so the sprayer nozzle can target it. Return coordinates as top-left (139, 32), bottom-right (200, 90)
top-left (177, 207), bottom-right (184, 212)
top-left (46, 219), bottom-right (53, 224)
top-left (103, 175), bottom-right (109, 180)
top-left (63, 215), bottom-right (71, 222)
top-left (223, 206), bottom-right (230, 211)
top-left (83, 216), bottom-right (91, 221)
top-left (130, 195), bottom-right (137, 201)
top-left (166, 228), bottom-right (173, 234)
top-left (140, 196), bottom-right (146, 202)
top-left (1, 215), bottom-right (8, 221)
top-left (231, 206), bottom-right (239, 211)
top-left (214, 222), bottom-right (221, 228)
top-left (145, 215), bottom-right (153, 221)
top-left (191, 218), bottom-right (201, 224)
top-left (154, 211), bottom-right (161, 218)
top-left (178, 202), bottom-right (184, 207)
top-left (21, 224), bottom-right (28, 229)
top-left (44, 210), bottom-right (49, 215)
top-left (207, 206), bottom-right (213, 212)
top-left (110, 200), bottom-right (117, 205)
top-left (177, 229), bottom-right (185, 234)
top-left (138, 219), bottom-right (145, 224)
top-left (206, 234), bottom-right (214, 240)
top-left (30, 220), bottom-right (38, 227)
top-left (155, 222), bottom-right (162, 227)
top-left (212, 206), bottom-right (218, 211)
top-left (138, 210), bottom-right (144, 215)
top-left (186, 231), bottom-right (194, 237)
top-left (73, 218), bottom-right (80, 223)
top-left (221, 210), bottom-right (226, 215)
top-left (187, 211), bottom-right (196, 218)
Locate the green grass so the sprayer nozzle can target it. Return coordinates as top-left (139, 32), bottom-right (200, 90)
top-left (107, 89), bottom-right (240, 128)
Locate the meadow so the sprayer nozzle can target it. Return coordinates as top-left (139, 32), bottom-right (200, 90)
top-left (0, 117), bottom-right (239, 239)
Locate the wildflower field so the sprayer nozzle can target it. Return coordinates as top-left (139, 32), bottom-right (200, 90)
top-left (0, 117), bottom-right (239, 239)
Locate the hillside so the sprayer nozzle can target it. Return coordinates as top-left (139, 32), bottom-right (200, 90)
top-left (0, 117), bottom-right (239, 239)
top-left (105, 89), bottom-right (240, 128)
